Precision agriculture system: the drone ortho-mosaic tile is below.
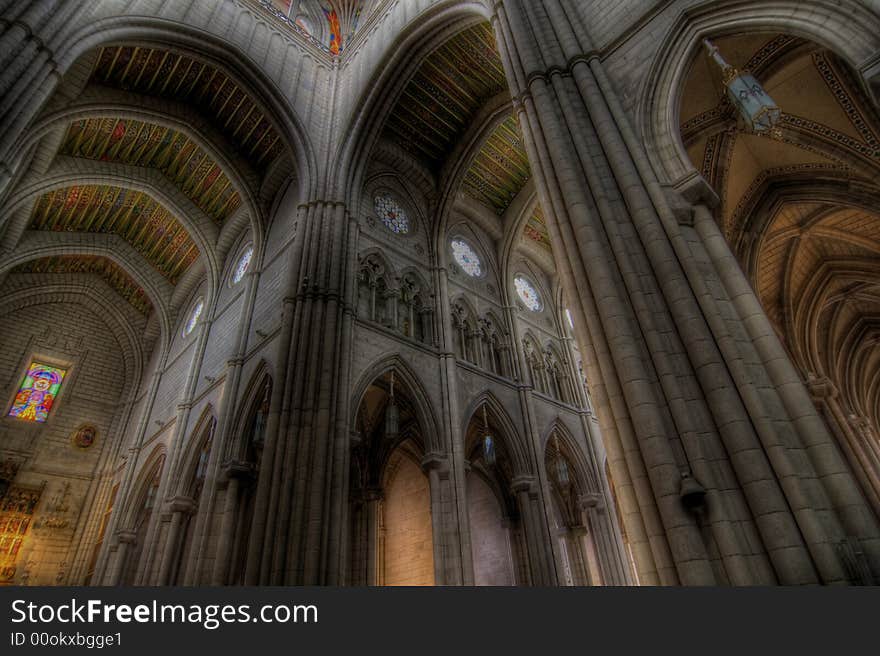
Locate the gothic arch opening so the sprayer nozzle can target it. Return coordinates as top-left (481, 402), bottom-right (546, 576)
top-left (678, 31), bottom-right (880, 510)
top-left (463, 400), bottom-right (531, 585)
top-left (349, 370), bottom-right (436, 586)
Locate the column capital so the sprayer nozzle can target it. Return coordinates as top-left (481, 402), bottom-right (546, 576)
top-left (168, 496), bottom-right (196, 514)
top-left (221, 459), bottom-right (255, 481)
top-left (805, 373), bottom-right (838, 400)
top-left (578, 492), bottom-right (603, 511)
top-left (116, 530), bottom-right (137, 545)
top-left (420, 452), bottom-right (449, 473)
top-left (510, 475), bottom-right (537, 494)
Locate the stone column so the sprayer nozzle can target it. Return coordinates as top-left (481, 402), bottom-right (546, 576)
top-left (243, 202), bottom-right (312, 585)
top-left (210, 461), bottom-right (254, 585)
top-left (806, 375), bottom-right (880, 513)
top-left (102, 529), bottom-right (136, 587)
top-left (422, 453), bottom-right (451, 585)
top-left (156, 496), bottom-right (196, 585)
top-left (135, 316), bottom-right (214, 585)
top-left (433, 267), bottom-right (470, 586)
top-left (694, 202), bottom-right (880, 580)
top-left (0, 0), bottom-right (87, 194)
top-left (243, 199), bottom-right (356, 585)
top-left (511, 476), bottom-right (554, 585)
top-left (92, 358), bottom-right (169, 584)
top-left (493, 0), bottom-right (880, 584)
top-left (182, 267), bottom-right (262, 585)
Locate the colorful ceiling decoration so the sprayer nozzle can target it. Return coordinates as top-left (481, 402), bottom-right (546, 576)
top-left (90, 46), bottom-right (284, 172)
top-left (524, 205), bottom-right (552, 252)
top-left (323, 5), bottom-right (342, 56)
top-left (384, 22), bottom-right (507, 167)
top-left (29, 185), bottom-right (199, 285)
top-left (59, 118), bottom-right (241, 224)
top-left (12, 255), bottom-right (153, 316)
top-left (462, 115), bottom-right (531, 215)
top-left (255, 1), bottom-right (373, 54)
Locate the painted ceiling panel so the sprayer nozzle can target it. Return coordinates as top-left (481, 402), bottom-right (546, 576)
top-left (12, 255), bottom-right (153, 316)
top-left (91, 46), bottom-right (284, 172)
top-left (59, 118), bottom-right (241, 223)
top-left (462, 115), bottom-right (531, 215)
top-left (29, 185), bottom-right (199, 285)
top-left (524, 205), bottom-right (552, 252)
top-left (384, 23), bottom-right (508, 168)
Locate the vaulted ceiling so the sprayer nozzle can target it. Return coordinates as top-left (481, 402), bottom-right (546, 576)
top-left (383, 22), bottom-right (507, 168)
top-left (680, 33), bottom-right (880, 241)
top-left (680, 32), bottom-right (880, 433)
top-left (381, 22), bottom-right (551, 254)
top-left (523, 205), bottom-right (552, 252)
top-left (2, 41), bottom-right (293, 329)
top-left (59, 117), bottom-right (241, 223)
top-left (28, 185), bottom-right (199, 285)
top-left (91, 45), bottom-right (285, 173)
top-left (462, 115), bottom-right (530, 216)
top-left (12, 255), bottom-right (154, 316)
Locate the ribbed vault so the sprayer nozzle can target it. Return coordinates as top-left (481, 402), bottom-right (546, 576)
top-left (680, 32), bottom-right (880, 490)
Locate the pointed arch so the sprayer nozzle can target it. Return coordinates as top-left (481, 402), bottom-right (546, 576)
top-left (119, 444), bottom-right (167, 530)
top-left (350, 355), bottom-right (442, 455)
top-left (540, 420), bottom-right (600, 498)
top-left (170, 404), bottom-right (216, 497)
top-left (227, 361), bottom-right (274, 463)
top-left (335, 2), bottom-right (493, 206)
top-left (459, 391), bottom-right (531, 477)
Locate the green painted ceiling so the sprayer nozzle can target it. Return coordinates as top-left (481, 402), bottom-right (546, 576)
top-left (59, 117), bottom-right (241, 223)
top-left (13, 255), bottom-right (154, 316)
top-left (29, 185), bottom-right (199, 285)
top-left (383, 22), bottom-right (507, 167)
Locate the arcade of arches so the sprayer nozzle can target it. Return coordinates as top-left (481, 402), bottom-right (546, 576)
top-left (1, 0), bottom-right (879, 587)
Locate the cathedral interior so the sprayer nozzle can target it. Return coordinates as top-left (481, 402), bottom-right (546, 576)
top-left (0, 0), bottom-right (879, 586)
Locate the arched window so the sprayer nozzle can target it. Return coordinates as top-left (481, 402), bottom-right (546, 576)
top-left (183, 298), bottom-right (204, 337)
top-left (451, 238), bottom-right (482, 277)
top-left (231, 245), bottom-right (253, 285)
top-left (374, 195), bottom-right (410, 234)
top-left (514, 276), bottom-right (542, 311)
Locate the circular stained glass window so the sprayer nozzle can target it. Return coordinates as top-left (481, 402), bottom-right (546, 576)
top-left (451, 239), bottom-right (482, 277)
top-left (231, 245), bottom-right (253, 285)
top-left (183, 298), bottom-right (204, 337)
top-left (374, 195), bottom-right (409, 234)
top-left (514, 276), bottom-right (542, 311)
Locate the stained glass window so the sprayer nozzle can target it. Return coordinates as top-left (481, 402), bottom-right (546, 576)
top-left (183, 298), bottom-right (203, 337)
top-left (451, 239), bottom-right (482, 277)
top-left (374, 195), bottom-right (409, 234)
top-left (566, 309), bottom-right (574, 329)
top-left (8, 362), bottom-right (66, 423)
top-left (232, 245), bottom-right (253, 285)
top-left (515, 276), bottom-right (542, 311)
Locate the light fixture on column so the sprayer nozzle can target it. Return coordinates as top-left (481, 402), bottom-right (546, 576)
top-left (704, 38), bottom-right (782, 136)
top-left (385, 370), bottom-right (399, 439)
top-left (553, 432), bottom-right (570, 490)
top-left (482, 405), bottom-right (496, 467)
